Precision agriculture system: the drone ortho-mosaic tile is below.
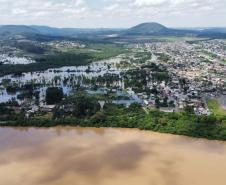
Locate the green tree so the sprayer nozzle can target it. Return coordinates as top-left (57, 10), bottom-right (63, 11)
top-left (67, 94), bottom-right (101, 118)
top-left (46, 87), bottom-right (63, 105)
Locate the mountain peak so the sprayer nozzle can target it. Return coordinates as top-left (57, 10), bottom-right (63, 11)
top-left (126, 22), bottom-right (169, 35)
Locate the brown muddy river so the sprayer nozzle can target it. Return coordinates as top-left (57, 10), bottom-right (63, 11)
top-left (0, 127), bottom-right (226, 185)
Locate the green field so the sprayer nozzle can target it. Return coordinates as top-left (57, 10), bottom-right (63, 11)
top-left (147, 36), bottom-right (207, 42)
top-left (202, 50), bottom-right (219, 59)
top-left (61, 44), bottom-right (127, 60)
top-left (207, 99), bottom-right (226, 116)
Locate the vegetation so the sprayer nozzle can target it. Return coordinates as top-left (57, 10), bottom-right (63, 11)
top-left (63, 44), bottom-right (126, 60)
top-left (202, 50), bottom-right (219, 59)
top-left (155, 53), bottom-right (170, 62)
top-left (46, 87), bottom-right (64, 105)
top-left (0, 53), bottom-right (92, 76)
top-left (149, 36), bottom-right (205, 42)
top-left (126, 22), bottom-right (168, 35)
top-left (122, 65), bottom-right (170, 92)
top-left (207, 99), bottom-right (226, 116)
top-left (142, 110), bottom-right (226, 140)
top-left (133, 51), bottom-right (152, 63)
top-left (14, 41), bottom-right (46, 54)
top-left (1, 94), bottom-right (225, 141)
top-left (54, 93), bottom-right (101, 119)
top-left (123, 69), bottom-right (148, 90)
top-left (0, 44), bottom-right (126, 76)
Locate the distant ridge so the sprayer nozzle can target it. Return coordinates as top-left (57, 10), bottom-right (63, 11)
top-left (0, 25), bottom-right (123, 38)
top-left (0, 23), bottom-right (226, 39)
top-left (0, 25), bottom-right (39, 36)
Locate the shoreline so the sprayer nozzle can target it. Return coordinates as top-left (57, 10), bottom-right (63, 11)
top-left (1, 121), bottom-right (226, 141)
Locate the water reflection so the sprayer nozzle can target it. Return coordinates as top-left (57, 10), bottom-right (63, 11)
top-left (0, 127), bottom-right (226, 185)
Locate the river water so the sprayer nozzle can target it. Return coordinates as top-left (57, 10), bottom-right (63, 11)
top-left (0, 127), bottom-right (226, 185)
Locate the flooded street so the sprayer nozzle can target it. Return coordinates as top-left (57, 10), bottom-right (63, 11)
top-left (0, 127), bottom-right (226, 185)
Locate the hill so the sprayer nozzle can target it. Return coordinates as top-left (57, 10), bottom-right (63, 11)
top-left (0, 25), bottom-right (123, 40)
top-left (0, 25), bottom-right (39, 36)
top-left (125, 22), bottom-right (170, 35)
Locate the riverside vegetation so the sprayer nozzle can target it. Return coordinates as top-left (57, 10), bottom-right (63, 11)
top-left (1, 93), bottom-right (226, 141)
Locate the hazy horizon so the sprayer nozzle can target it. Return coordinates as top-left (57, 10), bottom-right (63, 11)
top-left (1, 23), bottom-right (226, 29)
top-left (0, 0), bottom-right (226, 28)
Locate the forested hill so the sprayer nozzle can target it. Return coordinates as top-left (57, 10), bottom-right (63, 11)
top-left (1, 23), bottom-right (226, 39)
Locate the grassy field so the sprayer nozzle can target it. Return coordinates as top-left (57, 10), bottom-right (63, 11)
top-left (146, 36), bottom-right (207, 42)
top-left (207, 99), bottom-right (226, 116)
top-left (61, 44), bottom-right (127, 60)
top-left (202, 50), bottom-right (218, 60)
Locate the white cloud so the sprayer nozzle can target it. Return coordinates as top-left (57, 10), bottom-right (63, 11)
top-left (0, 0), bottom-right (225, 28)
top-left (134, 0), bottom-right (168, 7)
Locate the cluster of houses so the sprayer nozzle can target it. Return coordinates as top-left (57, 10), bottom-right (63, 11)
top-left (46, 41), bottom-right (86, 50)
top-left (133, 40), bottom-right (226, 115)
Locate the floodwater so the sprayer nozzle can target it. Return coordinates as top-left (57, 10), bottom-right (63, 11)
top-left (0, 127), bottom-right (226, 185)
top-left (0, 56), bottom-right (126, 103)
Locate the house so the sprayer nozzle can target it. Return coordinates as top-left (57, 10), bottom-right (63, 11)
top-left (160, 107), bottom-right (175, 113)
top-left (6, 106), bottom-right (21, 113)
top-left (144, 100), bottom-right (149, 106)
top-left (40, 105), bottom-right (55, 112)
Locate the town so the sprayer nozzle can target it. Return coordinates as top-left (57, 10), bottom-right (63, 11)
top-left (0, 38), bottom-right (225, 121)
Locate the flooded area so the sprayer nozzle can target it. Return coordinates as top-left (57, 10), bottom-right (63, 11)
top-left (0, 56), bottom-right (130, 104)
top-left (0, 57), bottom-right (123, 84)
top-left (0, 127), bottom-right (226, 185)
top-left (219, 95), bottom-right (226, 109)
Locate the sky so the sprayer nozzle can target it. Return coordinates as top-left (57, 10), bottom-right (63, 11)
top-left (0, 0), bottom-right (226, 28)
